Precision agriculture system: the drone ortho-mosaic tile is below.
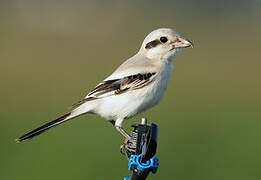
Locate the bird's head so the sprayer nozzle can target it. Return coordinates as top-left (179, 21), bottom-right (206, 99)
top-left (139, 28), bottom-right (193, 61)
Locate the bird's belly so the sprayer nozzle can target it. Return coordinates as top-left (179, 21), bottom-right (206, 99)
top-left (94, 62), bottom-right (173, 121)
top-left (94, 78), bottom-right (168, 121)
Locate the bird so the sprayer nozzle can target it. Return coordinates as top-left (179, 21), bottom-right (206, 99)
top-left (16, 28), bottom-right (193, 151)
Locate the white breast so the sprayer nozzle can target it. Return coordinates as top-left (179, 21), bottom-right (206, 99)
top-left (92, 61), bottom-right (174, 123)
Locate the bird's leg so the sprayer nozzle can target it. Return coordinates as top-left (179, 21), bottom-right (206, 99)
top-left (115, 125), bottom-right (131, 139)
top-left (115, 125), bottom-right (131, 154)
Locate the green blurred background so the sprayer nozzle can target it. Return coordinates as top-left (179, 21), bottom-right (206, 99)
top-left (1, 0), bottom-right (261, 179)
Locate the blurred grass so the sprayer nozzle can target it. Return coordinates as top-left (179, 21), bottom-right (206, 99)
top-left (1, 0), bottom-right (261, 180)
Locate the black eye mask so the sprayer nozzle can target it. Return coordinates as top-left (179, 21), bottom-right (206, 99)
top-left (145, 40), bottom-right (161, 49)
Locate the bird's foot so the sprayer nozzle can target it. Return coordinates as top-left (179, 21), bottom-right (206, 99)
top-left (120, 138), bottom-right (130, 154)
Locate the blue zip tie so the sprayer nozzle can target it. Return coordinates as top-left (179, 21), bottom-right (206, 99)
top-left (128, 154), bottom-right (159, 173)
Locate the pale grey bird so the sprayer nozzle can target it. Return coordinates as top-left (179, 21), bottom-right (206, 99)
top-left (17, 28), bottom-right (193, 151)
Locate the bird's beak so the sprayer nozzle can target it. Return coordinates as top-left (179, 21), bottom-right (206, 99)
top-left (173, 37), bottom-right (193, 49)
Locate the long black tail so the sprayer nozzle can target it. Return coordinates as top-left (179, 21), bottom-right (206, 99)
top-left (16, 112), bottom-right (72, 142)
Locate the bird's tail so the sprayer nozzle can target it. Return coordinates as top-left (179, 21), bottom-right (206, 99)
top-left (16, 110), bottom-right (83, 142)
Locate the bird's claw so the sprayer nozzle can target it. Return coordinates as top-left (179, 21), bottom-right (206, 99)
top-left (120, 138), bottom-right (130, 154)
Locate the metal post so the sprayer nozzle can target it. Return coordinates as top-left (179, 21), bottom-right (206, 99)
top-left (124, 118), bottom-right (159, 180)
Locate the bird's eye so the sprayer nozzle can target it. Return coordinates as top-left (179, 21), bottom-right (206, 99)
top-left (160, 36), bottom-right (168, 43)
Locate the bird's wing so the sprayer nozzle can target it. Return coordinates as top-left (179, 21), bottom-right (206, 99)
top-left (72, 72), bottom-right (157, 108)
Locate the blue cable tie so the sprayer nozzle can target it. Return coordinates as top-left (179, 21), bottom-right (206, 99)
top-left (128, 154), bottom-right (159, 173)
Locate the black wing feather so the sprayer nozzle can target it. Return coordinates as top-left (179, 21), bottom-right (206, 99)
top-left (72, 72), bottom-right (156, 108)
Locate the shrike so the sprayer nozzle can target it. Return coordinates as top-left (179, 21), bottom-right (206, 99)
top-left (17, 28), bottom-right (193, 150)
